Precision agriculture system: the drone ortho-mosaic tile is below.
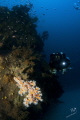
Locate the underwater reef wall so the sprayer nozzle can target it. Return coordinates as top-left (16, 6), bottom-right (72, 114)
top-left (0, 5), bottom-right (64, 120)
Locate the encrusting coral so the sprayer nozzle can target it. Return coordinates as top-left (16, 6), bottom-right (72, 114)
top-left (14, 76), bottom-right (43, 107)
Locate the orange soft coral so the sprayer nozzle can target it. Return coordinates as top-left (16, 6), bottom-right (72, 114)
top-left (14, 77), bottom-right (43, 107)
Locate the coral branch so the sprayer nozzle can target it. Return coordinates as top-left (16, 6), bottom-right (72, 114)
top-left (14, 77), bottom-right (43, 107)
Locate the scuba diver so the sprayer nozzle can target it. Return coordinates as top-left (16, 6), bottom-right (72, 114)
top-left (49, 52), bottom-right (72, 75)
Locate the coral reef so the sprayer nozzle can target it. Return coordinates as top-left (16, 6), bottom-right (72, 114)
top-left (14, 76), bottom-right (43, 107)
top-left (0, 5), bottom-right (43, 52)
top-left (0, 4), bottom-right (64, 120)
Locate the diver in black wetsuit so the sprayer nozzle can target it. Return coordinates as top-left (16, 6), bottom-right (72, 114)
top-left (49, 52), bottom-right (72, 75)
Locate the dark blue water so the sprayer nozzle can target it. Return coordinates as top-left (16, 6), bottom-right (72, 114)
top-left (1, 0), bottom-right (80, 119)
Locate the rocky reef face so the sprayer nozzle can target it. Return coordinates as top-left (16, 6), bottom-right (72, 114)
top-left (0, 5), bottom-right (64, 120)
